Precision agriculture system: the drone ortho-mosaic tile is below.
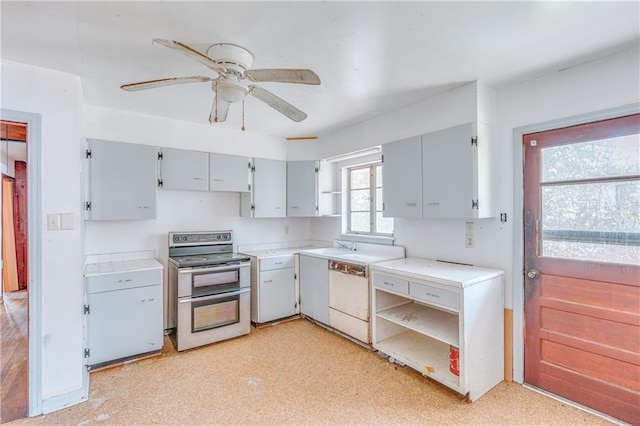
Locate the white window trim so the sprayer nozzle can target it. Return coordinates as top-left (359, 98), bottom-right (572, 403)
top-left (345, 161), bottom-right (393, 238)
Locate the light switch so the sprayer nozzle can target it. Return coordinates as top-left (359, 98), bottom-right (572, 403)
top-left (47, 214), bottom-right (60, 230)
top-left (60, 213), bottom-right (74, 230)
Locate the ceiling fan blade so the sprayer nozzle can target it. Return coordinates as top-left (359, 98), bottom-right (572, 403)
top-left (209, 95), bottom-right (230, 124)
top-left (249, 85), bottom-right (307, 122)
top-left (245, 69), bottom-right (320, 85)
top-left (121, 76), bottom-right (212, 92)
top-left (152, 39), bottom-right (227, 73)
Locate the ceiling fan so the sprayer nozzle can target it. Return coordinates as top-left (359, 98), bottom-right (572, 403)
top-left (121, 39), bottom-right (321, 128)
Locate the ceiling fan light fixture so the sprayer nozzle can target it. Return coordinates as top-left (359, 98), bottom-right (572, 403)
top-left (214, 80), bottom-right (248, 104)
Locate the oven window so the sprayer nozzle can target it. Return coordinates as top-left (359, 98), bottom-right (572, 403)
top-left (192, 294), bottom-right (240, 332)
top-left (192, 270), bottom-right (239, 297)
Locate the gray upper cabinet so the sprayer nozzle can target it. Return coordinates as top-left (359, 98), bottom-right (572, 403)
top-left (287, 160), bottom-right (317, 217)
top-left (382, 135), bottom-right (423, 218)
top-left (422, 122), bottom-right (495, 219)
top-left (158, 147), bottom-right (209, 191)
top-left (86, 139), bottom-right (157, 221)
top-left (241, 158), bottom-right (287, 217)
top-left (209, 153), bottom-right (250, 192)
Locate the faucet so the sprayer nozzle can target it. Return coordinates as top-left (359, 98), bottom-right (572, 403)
top-left (335, 241), bottom-right (357, 251)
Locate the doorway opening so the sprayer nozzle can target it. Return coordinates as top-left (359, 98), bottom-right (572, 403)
top-left (1, 119), bottom-right (29, 423)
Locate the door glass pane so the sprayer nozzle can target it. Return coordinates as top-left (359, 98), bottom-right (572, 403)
top-left (350, 212), bottom-right (370, 232)
top-left (350, 168), bottom-right (370, 189)
top-left (542, 134), bottom-right (639, 182)
top-left (350, 189), bottom-right (370, 211)
top-left (541, 181), bottom-right (640, 264)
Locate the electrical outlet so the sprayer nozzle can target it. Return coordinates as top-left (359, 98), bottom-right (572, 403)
top-left (465, 221), bottom-right (474, 248)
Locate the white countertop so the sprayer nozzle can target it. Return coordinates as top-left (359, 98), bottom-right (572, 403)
top-left (300, 242), bottom-right (405, 266)
top-left (370, 257), bottom-right (503, 287)
top-left (241, 246), bottom-right (318, 258)
top-left (84, 251), bottom-right (163, 276)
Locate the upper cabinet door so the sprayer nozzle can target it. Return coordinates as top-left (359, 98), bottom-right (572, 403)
top-left (159, 148), bottom-right (209, 191)
top-left (253, 158), bottom-right (287, 217)
top-left (287, 160), bottom-right (317, 217)
top-left (382, 135), bottom-right (423, 218)
top-left (421, 122), bottom-right (477, 219)
top-left (209, 153), bottom-right (250, 192)
top-left (87, 139), bottom-right (157, 220)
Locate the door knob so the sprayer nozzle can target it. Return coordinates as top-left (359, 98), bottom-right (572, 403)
top-left (527, 269), bottom-right (540, 279)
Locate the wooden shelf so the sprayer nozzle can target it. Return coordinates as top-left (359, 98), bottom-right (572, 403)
top-left (375, 329), bottom-right (460, 390)
top-left (376, 301), bottom-right (459, 347)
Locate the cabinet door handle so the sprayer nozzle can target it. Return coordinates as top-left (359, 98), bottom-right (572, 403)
top-left (138, 206), bottom-right (150, 209)
top-left (426, 202), bottom-right (440, 206)
top-left (213, 179), bottom-right (224, 182)
top-left (118, 279), bottom-right (133, 283)
top-left (193, 177), bottom-right (204, 181)
top-left (384, 281), bottom-right (395, 286)
top-left (406, 202), bottom-right (417, 207)
top-left (274, 262), bottom-right (283, 265)
top-left (263, 280), bottom-right (273, 283)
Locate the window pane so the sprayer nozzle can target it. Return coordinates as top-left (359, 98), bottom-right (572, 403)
top-left (541, 135), bottom-right (640, 182)
top-left (376, 165), bottom-right (382, 188)
top-left (351, 212), bottom-right (370, 233)
top-left (350, 168), bottom-right (370, 190)
top-left (350, 189), bottom-right (370, 211)
top-left (376, 188), bottom-right (383, 210)
top-left (376, 213), bottom-right (394, 234)
top-left (541, 181), bottom-right (640, 264)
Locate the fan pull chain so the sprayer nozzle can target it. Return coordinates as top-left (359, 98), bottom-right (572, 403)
top-left (214, 82), bottom-right (219, 123)
top-left (241, 98), bottom-right (246, 131)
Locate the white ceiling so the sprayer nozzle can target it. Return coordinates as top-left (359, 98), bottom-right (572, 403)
top-left (1, 1), bottom-right (638, 139)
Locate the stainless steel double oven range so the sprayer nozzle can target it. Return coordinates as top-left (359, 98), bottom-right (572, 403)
top-left (167, 231), bottom-right (251, 351)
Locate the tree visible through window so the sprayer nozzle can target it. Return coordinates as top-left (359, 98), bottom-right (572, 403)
top-left (347, 163), bottom-right (393, 235)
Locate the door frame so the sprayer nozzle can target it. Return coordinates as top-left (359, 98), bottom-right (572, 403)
top-left (0, 109), bottom-right (42, 416)
top-left (511, 102), bottom-right (640, 383)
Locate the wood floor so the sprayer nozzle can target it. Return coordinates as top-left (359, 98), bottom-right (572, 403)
top-left (13, 319), bottom-right (609, 425)
top-left (0, 290), bottom-right (28, 424)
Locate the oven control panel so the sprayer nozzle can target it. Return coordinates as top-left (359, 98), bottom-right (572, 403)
top-left (169, 231), bottom-right (232, 246)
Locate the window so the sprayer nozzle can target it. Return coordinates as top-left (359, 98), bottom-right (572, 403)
top-left (347, 163), bottom-right (393, 235)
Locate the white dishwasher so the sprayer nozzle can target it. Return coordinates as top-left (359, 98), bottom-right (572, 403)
top-left (84, 255), bottom-right (163, 369)
top-left (328, 260), bottom-right (370, 344)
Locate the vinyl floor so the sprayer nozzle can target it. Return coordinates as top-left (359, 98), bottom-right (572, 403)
top-left (10, 318), bottom-right (610, 425)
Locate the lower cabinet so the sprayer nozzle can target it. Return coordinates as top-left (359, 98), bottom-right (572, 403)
top-left (251, 255), bottom-right (296, 324)
top-left (371, 259), bottom-right (504, 402)
top-left (299, 255), bottom-right (329, 325)
top-left (86, 268), bottom-right (163, 368)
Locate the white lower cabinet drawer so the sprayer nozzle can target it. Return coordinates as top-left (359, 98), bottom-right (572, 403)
top-left (260, 255), bottom-right (295, 271)
top-left (373, 273), bottom-right (409, 294)
top-left (329, 308), bottom-right (370, 343)
top-left (410, 282), bottom-right (459, 311)
top-left (87, 269), bottom-right (160, 294)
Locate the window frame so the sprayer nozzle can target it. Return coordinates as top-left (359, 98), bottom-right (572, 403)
top-left (346, 162), bottom-right (392, 237)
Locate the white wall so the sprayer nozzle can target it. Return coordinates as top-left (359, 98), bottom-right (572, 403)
top-left (1, 60), bottom-right (85, 407)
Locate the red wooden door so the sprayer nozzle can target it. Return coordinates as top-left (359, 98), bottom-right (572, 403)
top-left (13, 161), bottom-right (27, 289)
top-left (523, 114), bottom-right (640, 424)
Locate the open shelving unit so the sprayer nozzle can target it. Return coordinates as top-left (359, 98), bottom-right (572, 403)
top-left (370, 259), bottom-right (504, 402)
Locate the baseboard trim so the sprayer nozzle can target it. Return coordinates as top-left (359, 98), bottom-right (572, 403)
top-left (41, 386), bottom-right (88, 415)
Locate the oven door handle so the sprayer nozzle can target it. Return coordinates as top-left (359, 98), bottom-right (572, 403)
top-left (178, 288), bottom-right (250, 304)
top-left (178, 263), bottom-right (248, 274)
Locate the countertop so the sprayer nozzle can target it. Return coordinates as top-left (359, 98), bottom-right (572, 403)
top-left (84, 251), bottom-right (163, 276)
top-left (370, 257), bottom-right (503, 287)
top-left (240, 240), bottom-right (405, 266)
